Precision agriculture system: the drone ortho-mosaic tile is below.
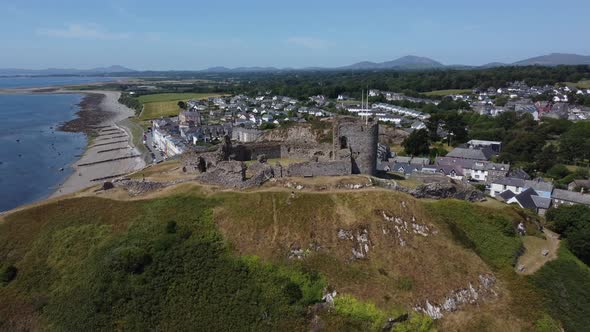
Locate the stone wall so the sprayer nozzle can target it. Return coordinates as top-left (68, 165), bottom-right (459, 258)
top-left (231, 143), bottom-right (282, 161)
top-left (285, 160), bottom-right (351, 177)
top-left (333, 117), bottom-right (378, 175)
top-left (280, 143), bottom-right (333, 162)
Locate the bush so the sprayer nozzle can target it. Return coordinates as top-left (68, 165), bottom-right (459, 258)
top-left (107, 246), bottom-right (152, 274)
top-left (546, 205), bottom-right (590, 265)
top-left (1, 265), bottom-right (17, 284)
top-left (334, 294), bottom-right (388, 330)
top-left (546, 164), bottom-right (570, 180)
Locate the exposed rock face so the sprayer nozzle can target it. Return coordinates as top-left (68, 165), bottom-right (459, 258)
top-left (410, 182), bottom-right (485, 202)
top-left (378, 124), bottom-right (409, 146)
top-left (257, 124), bottom-right (324, 144)
top-left (337, 228), bottom-right (371, 260)
top-left (414, 274), bottom-right (497, 319)
top-left (380, 211), bottom-right (438, 247)
top-left (113, 179), bottom-right (166, 195)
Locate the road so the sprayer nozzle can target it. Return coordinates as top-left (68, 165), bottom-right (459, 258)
top-left (144, 130), bottom-right (166, 164)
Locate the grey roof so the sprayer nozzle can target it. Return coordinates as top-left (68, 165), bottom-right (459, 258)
top-left (446, 147), bottom-right (493, 161)
top-left (436, 156), bottom-right (474, 169)
top-left (508, 168), bottom-right (531, 180)
top-left (532, 196), bottom-right (552, 209)
top-left (524, 179), bottom-right (554, 193)
top-left (499, 190), bottom-right (516, 201)
top-left (493, 177), bottom-right (526, 187)
top-left (437, 165), bottom-right (464, 176)
top-left (393, 156), bottom-right (412, 163)
top-left (514, 188), bottom-right (540, 210)
top-left (485, 162), bottom-right (510, 172)
top-left (552, 189), bottom-right (590, 205)
top-left (570, 179), bottom-right (590, 187)
top-left (391, 162), bottom-right (422, 174)
top-left (410, 157), bottom-right (430, 165)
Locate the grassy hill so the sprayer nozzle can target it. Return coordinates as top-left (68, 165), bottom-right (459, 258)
top-left (0, 183), bottom-right (588, 331)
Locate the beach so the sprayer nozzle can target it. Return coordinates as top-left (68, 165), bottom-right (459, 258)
top-left (50, 90), bottom-right (146, 197)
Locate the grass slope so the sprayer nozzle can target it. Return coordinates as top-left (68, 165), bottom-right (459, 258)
top-left (0, 195), bottom-right (323, 331)
top-left (1, 185), bottom-right (588, 331)
top-left (529, 245), bottom-right (590, 331)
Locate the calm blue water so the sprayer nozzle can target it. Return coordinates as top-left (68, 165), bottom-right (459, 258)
top-left (0, 93), bottom-right (87, 211)
top-left (0, 76), bottom-right (116, 89)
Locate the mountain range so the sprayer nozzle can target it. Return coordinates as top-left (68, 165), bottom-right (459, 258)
top-left (0, 65), bottom-right (136, 76)
top-left (1, 53), bottom-right (590, 75)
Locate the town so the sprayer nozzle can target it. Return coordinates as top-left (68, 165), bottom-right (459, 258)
top-left (145, 81), bottom-right (590, 214)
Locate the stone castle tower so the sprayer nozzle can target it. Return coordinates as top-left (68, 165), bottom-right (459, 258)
top-left (333, 117), bottom-right (378, 175)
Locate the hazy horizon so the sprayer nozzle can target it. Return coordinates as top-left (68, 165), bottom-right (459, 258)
top-left (2, 0), bottom-right (589, 70)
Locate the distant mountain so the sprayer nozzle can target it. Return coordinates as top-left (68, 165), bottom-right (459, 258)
top-left (340, 55), bottom-right (444, 70)
top-left (480, 62), bottom-right (508, 68)
top-left (0, 65), bottom-right (137, 76)
top-left (201, 66), bottom-right (280, 73)
top-left (512, 53), bottom-right (590, 66)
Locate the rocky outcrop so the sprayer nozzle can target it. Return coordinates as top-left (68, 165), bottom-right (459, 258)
top-left (337, 228), bottom-right (371, 260)
top-left (410, 182), bottom-right (485, 202)
top-left (414, 274), bottom-right (497, 319)
top-left (380, 210), bottom-right (438, 247)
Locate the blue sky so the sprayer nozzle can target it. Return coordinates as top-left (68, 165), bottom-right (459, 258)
top-left (1, 0), bottom-right (589, 70)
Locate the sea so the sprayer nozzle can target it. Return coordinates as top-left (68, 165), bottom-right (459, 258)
top-left (0, 76), bottom-right (116, 212)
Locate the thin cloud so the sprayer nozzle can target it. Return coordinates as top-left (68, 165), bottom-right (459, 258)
top-left (36, 23), bottom-right (130, 40)
top-left (286, 37), bottom-right (330, 49)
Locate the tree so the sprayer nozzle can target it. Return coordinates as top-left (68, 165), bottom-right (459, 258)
top-left (546, 164), bottom-right (571, 180)
top-left (425, 114), bottom-right (441, 141)
top-left (177, 101), bottom-right (187, 110)
top-left (536, 144), bottom-right (559, 173)
top-left (442, 112), bottom-right (468, 145)
top-left (546, 205), bottom-right (590, 265)
top-left (495, 95), bottom-right (508, 106)
top-left (560, 122), bottom-right (590, 163)
top-left (403, 129), bottom-right (430, 156)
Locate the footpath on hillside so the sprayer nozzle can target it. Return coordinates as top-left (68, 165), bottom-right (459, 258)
top-left (516, 229), bottom-right (560, 275)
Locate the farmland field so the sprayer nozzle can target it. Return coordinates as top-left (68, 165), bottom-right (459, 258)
top-left (137, 93), bottom-right (225, 120)
top-left (137, 93), bottom-right (224, 104)
top-left (424, 89), bottom-right (472, 96)
top-left (565, 80), bottom-right (590, 89)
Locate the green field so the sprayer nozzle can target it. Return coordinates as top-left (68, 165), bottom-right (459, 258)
top-left (138, 93), bottom-right (225, 120)
top-left (137, 93), bottom-right (224, 104)
top-left (139, 101), bottom-right (183, 120)
top-left (424, 89), bottom-right (472, 96)
top-left (564, 80), bottom-right (590, 89)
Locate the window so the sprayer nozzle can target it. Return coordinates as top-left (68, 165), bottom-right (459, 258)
top-left (339, 136), bottom-right (348, 149)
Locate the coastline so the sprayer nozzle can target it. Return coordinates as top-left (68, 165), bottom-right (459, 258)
top-left (0, 84), bottom-right (148, 201)
top-left (49, 90), bottom-right (147, 197)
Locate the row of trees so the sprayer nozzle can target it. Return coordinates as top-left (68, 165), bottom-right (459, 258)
top-left (229, 65), bottom-right (590, 99)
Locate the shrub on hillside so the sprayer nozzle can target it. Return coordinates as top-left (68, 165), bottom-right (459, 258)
top-left (546, 205), bottom-right (590, 265)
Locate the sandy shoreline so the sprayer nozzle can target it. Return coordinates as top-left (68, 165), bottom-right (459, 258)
top-left (49, 90), bottom-right (147, 197)
top-left (0, 85), bottom-right (147, 199)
